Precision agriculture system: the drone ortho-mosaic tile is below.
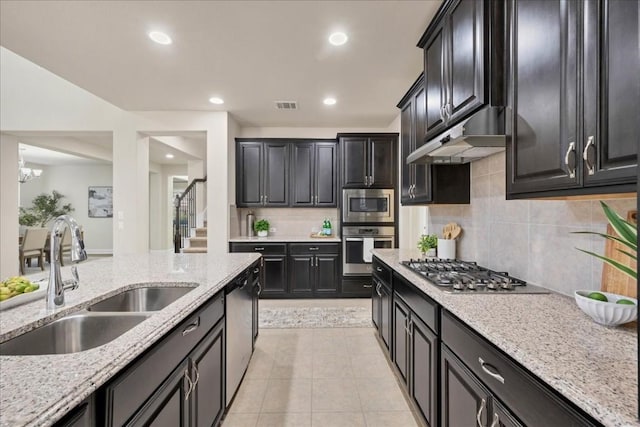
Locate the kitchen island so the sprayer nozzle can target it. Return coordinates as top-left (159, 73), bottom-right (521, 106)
top-left (0, 251), bottom-right (260, 427)
top-left (372, 248), bottom-right (638, 427)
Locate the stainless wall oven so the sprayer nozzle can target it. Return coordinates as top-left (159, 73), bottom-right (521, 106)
top-left (343, 226), bottom-right (395, 275)
top-left (342, 189), bottom-right (394, 224)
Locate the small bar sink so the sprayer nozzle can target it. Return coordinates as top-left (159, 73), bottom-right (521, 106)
top-left (0, 313), bottom-right (150, 356)
top-left (87, 286), bottom-right (196, 312)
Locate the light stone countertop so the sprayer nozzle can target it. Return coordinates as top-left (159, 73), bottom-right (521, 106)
top-left (0, 251), bottom-right (260, 427)
top-left (229, 235), bottom-right (341, 243)
top-left (372, 248), bottom-right (638, 427)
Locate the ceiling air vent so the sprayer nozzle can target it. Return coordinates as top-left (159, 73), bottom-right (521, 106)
top-left (274, 101), bottom-right (298, 110)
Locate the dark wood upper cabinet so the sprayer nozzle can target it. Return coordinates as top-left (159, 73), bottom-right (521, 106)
top-left (507, 0), bottom-right (638, 198)
top-left (339, 134), bottom-right (397, 188)
top-left (290, 141), bottom-right (337, 207)
top-left (419, 0), bottom-right (497, 143)
top-left (397, 74), bottom-right (471, 205)
top-left (236, 140), bottom-right (289, 207)
top-left (506, 0), bottom-right (581, 195)
top-left (582, 0), bottom-right (639, 187)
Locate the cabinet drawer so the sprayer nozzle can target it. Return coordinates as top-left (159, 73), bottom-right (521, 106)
top-left (393, 272), bottom-right (438, 333)
top-left (289, 242), bottom-right (339, 255)
top-left (230, 242), bottom-right (287, 255)
top-left (342, 277), bottom-right (374, 296)
top-left (372, 257), bottom-right (392, 284)
top-left (103, 291), bottom-right (225, 427)
top-left (441, 311), bottom-right (597, 427)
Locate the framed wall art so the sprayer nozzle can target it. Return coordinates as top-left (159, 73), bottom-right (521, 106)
top-left (88, 186), bottom-right (113, 218)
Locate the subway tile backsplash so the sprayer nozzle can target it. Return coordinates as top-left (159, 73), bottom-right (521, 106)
top-left (427, 151), bottom-right (637, 296)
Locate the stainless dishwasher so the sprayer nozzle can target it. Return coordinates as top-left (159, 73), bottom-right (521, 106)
top-left (225, 270), bottom-right (254, 406)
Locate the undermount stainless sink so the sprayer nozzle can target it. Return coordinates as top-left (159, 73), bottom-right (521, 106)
top-left (87, 286), bottom-right (196, 312)
top-left (0, 313), bottom-right (150, 356)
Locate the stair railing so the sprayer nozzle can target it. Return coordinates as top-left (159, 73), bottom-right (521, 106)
top-left (174, 176), bottom-right (207, 253)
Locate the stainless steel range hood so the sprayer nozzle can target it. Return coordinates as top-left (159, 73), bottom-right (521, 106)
top-left (407, 106), bottom-right (506, 164)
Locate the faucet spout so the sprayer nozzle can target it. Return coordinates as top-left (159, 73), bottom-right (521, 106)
top-left (47, 215), bottom-right (87, 310)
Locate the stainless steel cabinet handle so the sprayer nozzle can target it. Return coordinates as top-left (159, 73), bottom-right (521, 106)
top-left (478, 357), bottom-right (505, 384)
top-left (192, 363), bottom-right (200, 387)
top-left (583, 135), bottom-right (596, 176)
top-left (184, 369), bottom-right (194, 401)
top-left (256, 282), bottom-right (262, 295)
top-left (363, 284), bottom-right (373, 288)
top-left (376, 267), bottom-right (383, 272)
top-left (369, 175), bottom-right (373, 186)
top-left (440, 105), bottom-right (446, 122)
top-left (376, 283), bottom-right (382, 296)
top-left (490, 413), bottom-right (500, 427)
top-left (476, 398), bottom-right (486, 427)
top-left (253, 268), bottom-right (260, 274)
top-left (407, 319), bottom-right (413, 336)
top-left (564, 141), bottom-right (576, 178)
top-left (411, 184), bottom-right (415, 198)
top-left (182, 317), bottom-right (200, 336)
top-left (446, 102), bottom-right (453, 119)
top-left (254, 247), bottom-right (265, 251)
top-left (309, 247), bottom-right (320, 251)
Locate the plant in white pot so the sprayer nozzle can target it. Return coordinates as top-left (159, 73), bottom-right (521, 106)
top-left (417, 234), bottom-right (438, 257)
top-left (254, 219), bottom-right (270, 237)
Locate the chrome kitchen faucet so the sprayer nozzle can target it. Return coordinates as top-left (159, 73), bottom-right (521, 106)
top-left (46, 215), bottom-right (87, 310)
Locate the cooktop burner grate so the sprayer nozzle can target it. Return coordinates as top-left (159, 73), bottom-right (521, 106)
top-left (400, 259), bottom-right (549, 294)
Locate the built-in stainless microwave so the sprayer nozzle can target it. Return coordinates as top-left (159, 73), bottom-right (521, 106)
top-left (342, 189), bottom-right (394, 224)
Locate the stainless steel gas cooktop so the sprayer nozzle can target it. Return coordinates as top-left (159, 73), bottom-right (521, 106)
top-left (401, 259), bottom-right (549, 294)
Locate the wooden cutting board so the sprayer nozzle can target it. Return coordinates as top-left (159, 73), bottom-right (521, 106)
top-left (601, 210), bottom-right (637, 298)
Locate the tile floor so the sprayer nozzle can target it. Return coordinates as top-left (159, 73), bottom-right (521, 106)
top-left (222, 300), bottom-right (421, 427)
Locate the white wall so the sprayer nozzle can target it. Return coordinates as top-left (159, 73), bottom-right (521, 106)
top-left (0, 135), bottom-right (20, 277)
top-left (0, 47), bottom-right (234, 275)
top-left (19, 164), bottom-right (114, 253)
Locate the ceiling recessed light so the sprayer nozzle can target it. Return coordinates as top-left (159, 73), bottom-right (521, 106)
top-left (165, 153), bottom-right (175, 159)
top-left (209, 97), bottom-right (224, 105)
top-left (323, 97), bottom-right (337, 106)
top-left (328, 32), bottom-right (348, 46)
top-left (148, 31), bottom-right (172, 45)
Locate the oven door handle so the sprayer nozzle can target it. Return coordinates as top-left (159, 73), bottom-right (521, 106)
top-left (345, 238), bottom-right (364, 242)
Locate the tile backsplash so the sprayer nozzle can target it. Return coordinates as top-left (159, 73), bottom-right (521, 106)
top-left (230, 207), bottom-right (340, 238)
top-left (427, 151), bottom-right (637, 296)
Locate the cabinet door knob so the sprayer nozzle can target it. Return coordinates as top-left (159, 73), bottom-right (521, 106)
top-left (564, 141), bottom-right (577, 178)
top-left (582, 136), bottom-right (596, 176)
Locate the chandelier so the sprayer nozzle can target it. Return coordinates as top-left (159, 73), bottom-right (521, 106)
top-left (18, 151), bottom-right (42, 183)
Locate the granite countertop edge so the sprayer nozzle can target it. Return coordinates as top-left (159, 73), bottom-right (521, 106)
top-left (229, 236), bottom-right (341, 243)
top-left (0, 252), bottom-right (261, 427)
top-left (371, 248), bottom-right (639, 427)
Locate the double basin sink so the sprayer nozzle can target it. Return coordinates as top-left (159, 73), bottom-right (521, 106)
top-left (0, 286), bottom-right (196, 356)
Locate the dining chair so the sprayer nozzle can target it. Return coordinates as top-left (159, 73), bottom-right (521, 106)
top-left (19, 228), bottom-right (48, 275)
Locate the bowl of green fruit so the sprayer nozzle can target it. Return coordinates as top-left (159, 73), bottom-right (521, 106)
top-left (0, 276), bottom-right (43, 310)
top-left (574, 290), bottom-right (637, 326)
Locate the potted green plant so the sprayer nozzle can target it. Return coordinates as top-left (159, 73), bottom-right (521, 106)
top-left (19, 190), bottom-right (74, 227)
top-left (417, 234), bottom-right (438, 257)
top-left (254, 219), bottom-right (270, 237)
top-left (574, 201), bottom-right (637, 280)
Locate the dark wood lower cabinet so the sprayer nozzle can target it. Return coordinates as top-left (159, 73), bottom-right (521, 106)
top-left (128, 359), bottom-right (191, 427)
top-left (492, 399), bottom-right (524, 427)
top-left (441, 345), bottom-right (491, 427)
top-left (392, 295), bottom-right (410, 385)
top-left (191, 320), bottom-right (225, 427)
top-left (262, 255), bottom-right (287, 296)
top-left (410, 314), bottom-right (437, 427)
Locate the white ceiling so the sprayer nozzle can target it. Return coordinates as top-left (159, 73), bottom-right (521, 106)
top-left (0, 0), bottom-right (441, 128)
top-left (12, 132), bottom-right (198, 166)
